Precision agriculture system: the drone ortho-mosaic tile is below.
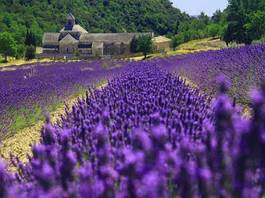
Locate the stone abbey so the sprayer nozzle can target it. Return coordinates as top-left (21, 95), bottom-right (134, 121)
top-left (42, 14), bottom-right (152, 57)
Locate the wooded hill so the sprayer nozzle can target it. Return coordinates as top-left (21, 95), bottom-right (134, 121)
top-left (0, 0), bottom-right (187, 45)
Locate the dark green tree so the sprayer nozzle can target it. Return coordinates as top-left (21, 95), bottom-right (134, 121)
top-left (245, 10), bottom-right (265, 41)
top-left (206, 24), bottom-right (222, 38)
top-left (224, 0), bottom-right (251, 44)
top-left (136, 35), bottom-right (152, 59)
top-left (172, 33), bottom-right (185, 49)
top-left (25, 30), bottom-right (36, 46)
top-left (211, 10), bottom-right (223, 23)
top-left (16, 44), bottom-right (26, 59)
top-left (0, 32), bottom-right (17, 62)
top-left (223, 0), bottom-right (265, 44)
top-left (130, 36), bottom-right (138, 53)
top-left (198, 12), bottom-right (209, 26)
top-left (25, 45), bottom-right (36, 60)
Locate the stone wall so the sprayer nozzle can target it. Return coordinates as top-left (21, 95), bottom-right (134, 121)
top-left (59, 43), bottom-right (79, 54)
top-left (103, 43), bottom-right (130, 56)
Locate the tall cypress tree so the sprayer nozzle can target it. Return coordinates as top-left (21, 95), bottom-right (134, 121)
top-left (24, 30), bottom-right (36, 60)
top-left (25, 30), bottom-right (36, 46)
top-left (130, 36), bottom-right (138, 53)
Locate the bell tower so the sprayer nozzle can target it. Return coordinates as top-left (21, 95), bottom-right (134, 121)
top-left (65, 13), bottom-right (76, 30)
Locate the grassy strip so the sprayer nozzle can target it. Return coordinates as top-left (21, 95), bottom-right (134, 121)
top-left (0, 58), bottom-right (54, 68)
top-left (129, 37), bottom-right (228, 61)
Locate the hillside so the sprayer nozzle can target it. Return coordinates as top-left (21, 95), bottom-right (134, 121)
top-left (0, 0), bottom-right (186, 45)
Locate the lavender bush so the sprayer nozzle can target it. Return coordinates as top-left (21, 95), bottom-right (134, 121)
top-left (0, 63), bottom-right (264, 197)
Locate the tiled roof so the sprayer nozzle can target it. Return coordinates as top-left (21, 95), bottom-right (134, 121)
top-left (60, 25), bottom-right (88, 33)
top-left (59, 34), bottom-right (79, 44)
top-left (80, 33), bottom-right (152, 44)
top-left (42, 33), bottom-right (60, 45)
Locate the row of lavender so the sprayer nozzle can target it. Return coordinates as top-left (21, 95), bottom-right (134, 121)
top-left (153, 44), bottom-right (265, 105)
top-left (1, 63), bottom-right (264, 197)
top-left (0, 60), bottom-right (127, 135)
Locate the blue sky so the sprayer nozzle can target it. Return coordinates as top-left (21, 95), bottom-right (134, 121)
top-left (171, 0), bottom-right (228, 16)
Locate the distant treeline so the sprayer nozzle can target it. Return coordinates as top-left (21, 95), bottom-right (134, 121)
top-left (173, 0), bottom-right (265, 48)
top-left (0, 0), bottom-right (265, 60)
top-left (0, 0), bottom-right (185, 46)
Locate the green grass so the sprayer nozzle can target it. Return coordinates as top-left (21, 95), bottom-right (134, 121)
top-left (2, 106), bottom-right (46, 140)
top-left (129, 37), bottom-right (228, 61)
top-left (10, 106), bottom-right (43, 132)
top-left (176, 37), bottom-right (227, 52)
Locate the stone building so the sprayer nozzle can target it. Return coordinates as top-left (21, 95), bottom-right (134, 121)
top-left (42, 14), bottom-right (152, 57)
top-left (152, 36), bottom-right (172, 52)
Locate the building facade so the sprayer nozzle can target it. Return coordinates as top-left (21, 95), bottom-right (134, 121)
top-left (42, 14), bottom-right (152, 57)
top-left (152, 36), bottom-right (172, 52)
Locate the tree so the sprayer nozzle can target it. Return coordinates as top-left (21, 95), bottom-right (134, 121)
top-left (25, 30), bottom-right (37, 46)
top-left (25, 45), bottom-right (36, 60)
top-left (16, 44), bottom-right (25, 59)
top-left (136, 35), bottom-right (152, 59)
top-left (103, 0), bottom-right (110, 6)
top-left (207, 24), bottom-right (222, 37)
top-left (172, 33), bottom-right (185, 49)
top-left (245, 11), bottom-right (265, 41)
top-left (223, 0), bottom-right (250, 44)
top-left (0, 32), bottom-right (17, 62)
top-left (198, 12), bottom-right (209, 25)
top-left (223, 0), bottom-right (265, 44)
top-left (130, 36), bottom-right (138, 53)
top-left (211, 10), bottom-right (223, 23)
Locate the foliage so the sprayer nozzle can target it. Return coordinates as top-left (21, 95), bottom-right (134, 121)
top-left (0, 32), bottom-right (17, 62)
top-left (206, 24), bottom-right (222, 37)
top-left (25, 30), bottom-right (37, 47)
top-left (16, 44), bottom-right (26, 59)
top-left (25, 45), bottom-right (36, 60)
top-left (223, 0), bottom-right (250, 44)
top-left (253, 35), bottom-right (265, 44)
top-left (130, 35), bottom-right (153, 57)
top-left (1, 0), bottom-right (264, 50)
top-left (130, 36), bottom-right (138, 53)
top-left (136, 35), bottom-right (153, 58)
top-left (171, 11), bottom-right (226, 48)
top-left (223, 0), bottom-right (265, 44)
top-left (211, 10), bottom-right (223, 23)
top-left (172, 33), bottom-right (185, 49)
top-left (0, 0), bottom-right (185, 45)
top-left (245, 10), bottom-right (265, 42)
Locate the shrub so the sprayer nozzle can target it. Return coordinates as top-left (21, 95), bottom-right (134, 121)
top-left (25, 45), bottom-right (36, 60)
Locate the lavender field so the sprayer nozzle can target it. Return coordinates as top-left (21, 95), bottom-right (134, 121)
top-left (0, 44), bottom-right (265, 197)
top-left (0, 60), bottom-right (128, 138)
top-left (153, 44), bottom-right (265, 105)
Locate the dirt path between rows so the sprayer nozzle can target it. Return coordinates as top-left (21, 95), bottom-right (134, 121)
top-left (0, 83), bottom-right (107, 164)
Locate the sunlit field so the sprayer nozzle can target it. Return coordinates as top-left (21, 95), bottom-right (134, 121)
top-left (1, 0), bottom-right (265, 197)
